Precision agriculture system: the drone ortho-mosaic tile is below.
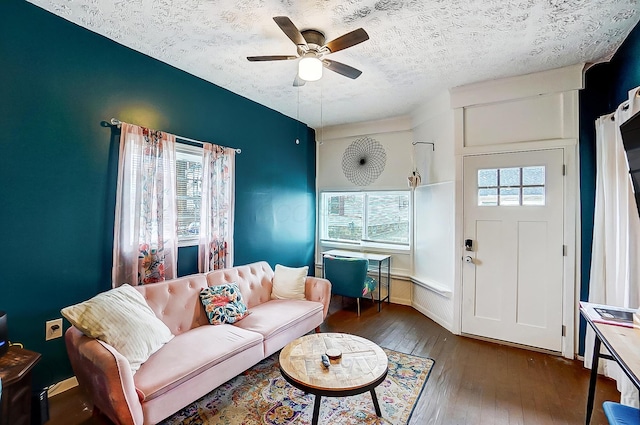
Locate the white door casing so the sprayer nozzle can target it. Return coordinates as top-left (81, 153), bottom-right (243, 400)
top-left (462, 149), bottom-right (564, 352)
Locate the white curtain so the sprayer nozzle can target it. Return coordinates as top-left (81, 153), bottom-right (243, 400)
top-left (198, 144), bottom-right (235, 272)
top-left (112, 123), bottom-right (178, 286)
top-left (585, 87), bottom-right (640, 406)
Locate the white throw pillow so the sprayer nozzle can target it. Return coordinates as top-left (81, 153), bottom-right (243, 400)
top-left (61, 284), bottom-right (174, 373)
top-left (271, 264), bottom-right (308, 300)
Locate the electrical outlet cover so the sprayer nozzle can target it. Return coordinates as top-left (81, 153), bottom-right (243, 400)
top-left (46, 318), bottom-right (63, 341)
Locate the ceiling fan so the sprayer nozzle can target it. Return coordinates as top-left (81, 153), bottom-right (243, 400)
top-left (247, 16), bottom-right (369, 86)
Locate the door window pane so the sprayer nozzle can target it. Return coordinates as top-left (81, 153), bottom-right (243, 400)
top-left (500, 168), bottom-right (520, 186)
top-left (478, 169), bottom-right (497, 187)
top-left (478, 188), bottom-right (498, 206)
top-left (523, 166), bottom-right (545, 185)
top-left (477, 165), bottom-right (546, 206)
top-left (500, 188), bottom-right (520, 206)
top-left (523, 187), bottom-right (545, 206)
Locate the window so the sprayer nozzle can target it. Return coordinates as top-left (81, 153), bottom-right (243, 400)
top-left (320, 191), bottom-right (410, 246)
top-left (478, 166), bottom-right (545, 206)
top-left (176, 143), bottom-right (203, 244)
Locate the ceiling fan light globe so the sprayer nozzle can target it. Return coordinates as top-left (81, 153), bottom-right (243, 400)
top-left (298, 57), bottom-right (323, 81)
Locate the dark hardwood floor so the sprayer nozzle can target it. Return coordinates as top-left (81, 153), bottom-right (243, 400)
top-left (48, 298), bottom-right (618, 425)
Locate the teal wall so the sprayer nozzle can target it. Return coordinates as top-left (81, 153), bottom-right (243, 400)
top-left (579, 22), bottom-right (640, 354)
top-left (0, 0), bottom-right (316, 389)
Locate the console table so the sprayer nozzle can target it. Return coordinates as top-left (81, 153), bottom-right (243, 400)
top-left (322, 249), bottom-right (391, 311)
top-left (0, 346), bottom-right (41, 425)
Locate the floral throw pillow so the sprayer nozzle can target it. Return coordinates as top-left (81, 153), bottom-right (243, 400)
top-left (200, 283), bottom-right (250, 325)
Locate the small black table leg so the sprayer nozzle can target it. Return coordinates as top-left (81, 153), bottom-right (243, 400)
top-left (586, 336), bottom-right (602, 425)
top-left (370, 388), bottom-right (382, 417)
top-left (312, 395), bottom-right (321, 425)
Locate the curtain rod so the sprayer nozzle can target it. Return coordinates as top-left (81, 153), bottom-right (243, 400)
top-left (109, 118), bottom-right (241, 154)
top-left (412, 141), bottom-right (435, 151)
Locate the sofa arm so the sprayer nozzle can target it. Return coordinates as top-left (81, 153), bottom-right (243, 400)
top-left (65, 327), bottom-right (143, 425)
top-left (305, 277), bottom-right (332, 319)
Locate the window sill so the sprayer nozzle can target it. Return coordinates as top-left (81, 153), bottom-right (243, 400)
top-left (178, 238), bottom-right (199, 248)
top-left (319, 240), bottom-right (410, 255)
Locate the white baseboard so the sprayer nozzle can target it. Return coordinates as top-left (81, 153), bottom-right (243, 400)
top-left (412, 300), bottom-right (453, 332)
top-left (48, 376), bottom-right (78, 397)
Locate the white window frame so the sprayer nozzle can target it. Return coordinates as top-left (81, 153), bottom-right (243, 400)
top-left (319, 190), bottom-right (412, 251)
top-left (176, 142), bottom-right (203, 247)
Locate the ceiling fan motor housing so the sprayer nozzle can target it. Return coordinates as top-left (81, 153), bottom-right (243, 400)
top-left (298, 29), bottom-right (326, 55)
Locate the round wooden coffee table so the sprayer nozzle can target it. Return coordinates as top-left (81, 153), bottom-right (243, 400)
top-left (279, 332), bottom-right (388, 425)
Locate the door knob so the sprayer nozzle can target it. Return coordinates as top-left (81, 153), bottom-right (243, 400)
top-left (464, 256), bottom-right (474, 264)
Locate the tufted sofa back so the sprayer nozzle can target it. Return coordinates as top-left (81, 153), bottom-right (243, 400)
top-left (134, 262), bottom-right (298, 336)
top-left (206, 261), bottom-right (274, 309)
top-left (134, 274), bottom-right (210, 336)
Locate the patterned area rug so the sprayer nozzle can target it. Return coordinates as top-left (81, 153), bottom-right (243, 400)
top-left (160, 348), bottom-right (434, 425)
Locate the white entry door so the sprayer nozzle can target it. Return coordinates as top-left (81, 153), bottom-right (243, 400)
top-left (462, 149), bottom-right (564, 352)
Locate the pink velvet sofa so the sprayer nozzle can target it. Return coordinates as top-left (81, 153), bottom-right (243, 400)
top-left (64, 261), bottom-right (331, 425)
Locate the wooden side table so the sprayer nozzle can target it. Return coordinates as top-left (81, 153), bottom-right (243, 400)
top-left (0, 346), bottom-right (41, 425)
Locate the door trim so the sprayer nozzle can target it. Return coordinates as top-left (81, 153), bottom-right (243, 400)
top-left (453, 143), bottom-right (578, 359)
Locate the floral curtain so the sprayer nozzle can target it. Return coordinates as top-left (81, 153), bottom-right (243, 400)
top-left (198, 143), bottom-right (235, 272)
top-left (112, 123), bottom-right (178, 286)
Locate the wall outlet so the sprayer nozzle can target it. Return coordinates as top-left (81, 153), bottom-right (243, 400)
top-left (46, 318), bottom-right (63, 341)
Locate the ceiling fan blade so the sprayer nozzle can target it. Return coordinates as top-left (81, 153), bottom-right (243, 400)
top-left (273, 16), bottom-right (307, 46)
top-left (323, 59), bottom-right (363, 79)
top-left (293, 75), bottom-right (306, 87)
top-left (324, 28), bottom-right (369, 53)
top-left (247, 55), bottom-right (298, 62)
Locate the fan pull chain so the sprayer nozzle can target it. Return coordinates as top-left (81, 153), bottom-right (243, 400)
top-left (295, 86), bottom-right (300, 145)
top-left (320, 79), bottom-right (323, 145)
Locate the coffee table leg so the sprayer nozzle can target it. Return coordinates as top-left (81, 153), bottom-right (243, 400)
top-left (370, 389), bottom-right (382, 417)
top-left (312, 395), bottom-right (321, 425)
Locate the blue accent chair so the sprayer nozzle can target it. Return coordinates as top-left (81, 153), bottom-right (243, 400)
top-left (323, 255), bottom-right (377, 316)
top-left (603, 401), bottom-right (640, 425)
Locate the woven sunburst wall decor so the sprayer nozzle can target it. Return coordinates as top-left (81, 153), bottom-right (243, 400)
top-left (341, 137), bottom-right (387, 186)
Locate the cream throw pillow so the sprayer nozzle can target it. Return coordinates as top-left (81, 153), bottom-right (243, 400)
top-left (61, 284), bottom-right (174, 373)
top-left (271, 264), bottom-right (308, 300)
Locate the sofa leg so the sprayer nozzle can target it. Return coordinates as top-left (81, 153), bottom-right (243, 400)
top-left (357, 298), bottom-right (361, 316)
top-left (92, 406), bottom-right (101, 418)
top-left (315, 326), bottom-right (321, 333)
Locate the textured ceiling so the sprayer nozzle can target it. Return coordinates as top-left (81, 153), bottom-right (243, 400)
top-left (28, 0), bottom-right (640, 129)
